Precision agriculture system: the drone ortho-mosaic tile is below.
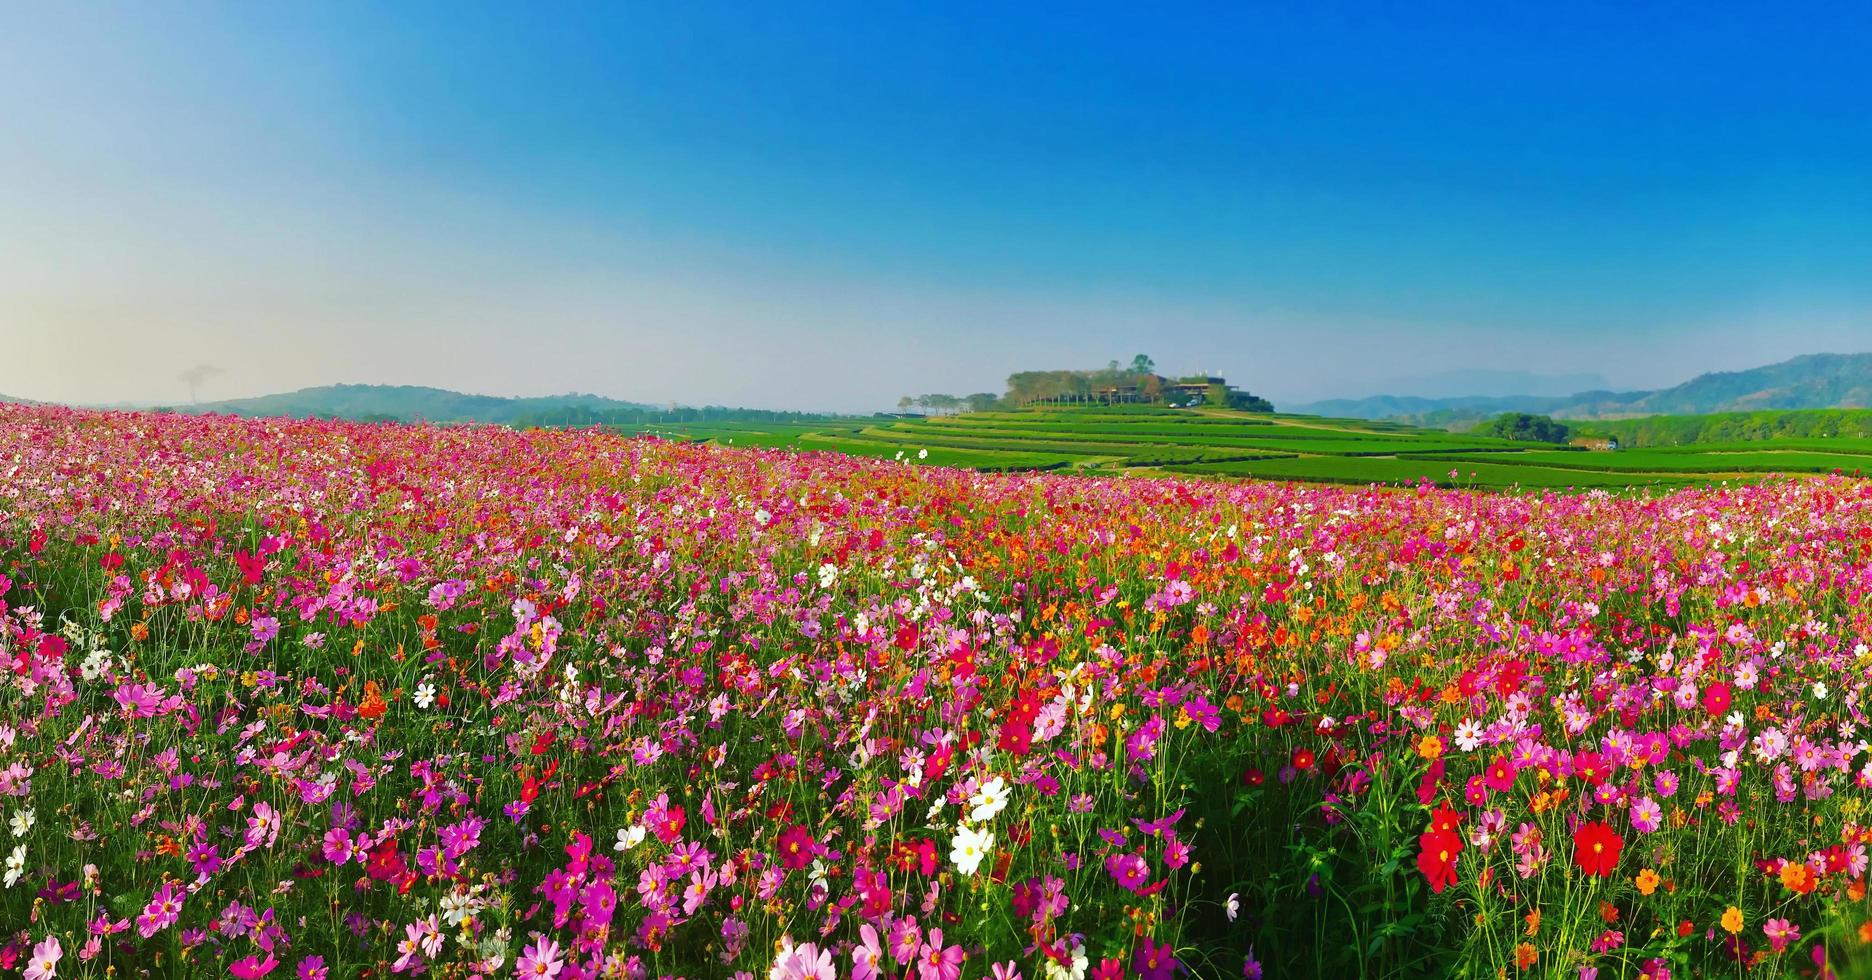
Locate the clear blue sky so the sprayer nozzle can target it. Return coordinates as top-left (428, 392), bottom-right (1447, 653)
top-left (2, 2), bottom-right (1868, 410)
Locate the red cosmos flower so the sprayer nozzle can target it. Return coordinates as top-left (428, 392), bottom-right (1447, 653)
top-left (1703, 681), bottom-right (1732, 717)
top-left (1416, 758), bottom-right (1446, 805)
top-left (366, 838), bottom-right (405, 881)
top-left (1428, 804), bottom-right (1463, 834)
top-left (776, 824), bottom-right (816, 870)
top-left (1482, 755), bottom-right (1516, 793)
top-left (890, 838), bottom-right (939, 875)
top-left (654, 804), bottom-right (686, 845)
top-left (233, 549), bottom-right (266, 585)
top-left (1573, 750), bottom-right (1610, 786)
top-left (1242, 767), bottom-right (1265, 787)
top-left (1572, 821), bottom-right (1624, 877)
top-left (1291, 747), bottom-right (1315, 771)
top-left (1417, 829), bottom-right (1462, 893)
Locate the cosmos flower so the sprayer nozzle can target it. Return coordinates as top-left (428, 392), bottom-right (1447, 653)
top-left (951, 825), bottom-right (994, 877)
top-left (1572, 822), bottom-right (1624, 877)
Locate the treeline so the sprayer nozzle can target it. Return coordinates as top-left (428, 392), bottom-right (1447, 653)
top-left (1571, 408), bottom-right (1872, 446)
top-left (1004, 355), bottom-right (1162, 406)
top-left (1472, 412), bottom-right (1571, 443)
top-left (512, 405), bottom-right (831, 427)
top-left (895, 393), bottom-right (1001, 415)
top-left (996, 355), bottom-right (1276, 411)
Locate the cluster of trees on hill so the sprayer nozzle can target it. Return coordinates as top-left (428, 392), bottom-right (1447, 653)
top-left (1473, 412), bottom-right (1572, 443)
top-left (1571, 408), bottom-right (1872, 446)
top-left (986, 354), bottom-right (1275, 410)
top-left (1003, 354), bottom-right (1160, 406)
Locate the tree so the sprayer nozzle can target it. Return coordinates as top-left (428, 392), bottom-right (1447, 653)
top-left (1475, 412), bottom-right (1571, 444)
top-left (921, 393), bottom-right (961, 415)
top-left (1130, 354), bottom-right (1156, 375)
top-left (897, 396), bottom-right (914, 414)
top-left (1228, 390), bottom-right (1275, 412)
top-left (964, 392), bottom-right (1000, 413)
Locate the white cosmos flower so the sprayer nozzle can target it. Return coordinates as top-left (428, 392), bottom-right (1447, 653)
top-left (614, 825), bottom-right (646, 851)
top-left (817, 563), bottom-right (839, 589)
top-left (968, 776), bottom-right (1010, 824)
top-left (3, 845), bottom-right (23, 887)
top-left (1226, 892), bottom-right (1240, 922)
top-left (8, 809), bottom-right (31, 838)
top-left (1453, 719), bottom-right (1482, 753)
top-left (950, 824), bottom-right (993, 877)
top-left (440, 890), bottom-right (475, 927)
top-left (413, 681), bottom-right (437, 710)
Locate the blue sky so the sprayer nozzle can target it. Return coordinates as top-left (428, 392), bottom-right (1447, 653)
top-left (2, 2), bottom-right (1868, 410)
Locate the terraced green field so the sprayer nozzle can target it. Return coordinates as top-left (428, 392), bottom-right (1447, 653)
top-left (611, 407), bottom-right (1872, 491)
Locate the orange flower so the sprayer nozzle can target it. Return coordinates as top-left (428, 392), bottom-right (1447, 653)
top-left (1417, 735), bottom-right (1445, 760)
top-left (1523, 909), bottom-right (1540, 937)
top-left (1513, 943), bottom-right (1537, 970)
top-left (1780, 861), bottom-right (1817, 895)
top-left (1635, 868), bottom-right (1660, 896)
top-left (359, 680), bottom-right (388, 720)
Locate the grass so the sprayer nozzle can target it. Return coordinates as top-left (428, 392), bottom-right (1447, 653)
top-left (600, 406), bottom-right (1869, 491)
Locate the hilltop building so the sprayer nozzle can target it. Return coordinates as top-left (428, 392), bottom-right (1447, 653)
top-left (1090, 375), bottom-right (1239, 407)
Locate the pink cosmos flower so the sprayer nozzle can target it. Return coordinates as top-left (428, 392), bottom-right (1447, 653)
top-left (24, 935), bottom-right (60, 980)
top-left (515, 936), bottom-right (564, 978)
top-left (852, 923), bottom-right (885, 980)
top-left (137, 882), bottom-right (185, 939)
top-left (1764, 917), bottom-right (1800, 953)
top-left (775, 942), bottom-right (836, 980)
top-left (915, 928), bottom-right (965, 980)
top-left (1629, 796), bottom-right (1663, 834)
top-left (888, 916), bottom-right (922, 965)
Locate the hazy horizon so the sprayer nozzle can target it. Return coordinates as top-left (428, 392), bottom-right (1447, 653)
top-left (3, 4), bottom-right (1868, 413)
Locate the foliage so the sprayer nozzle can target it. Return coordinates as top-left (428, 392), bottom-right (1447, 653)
top-left (1575, 408), bottom-right (1872, 448)
top-left (1472, 412), bottom-right (1572, 444)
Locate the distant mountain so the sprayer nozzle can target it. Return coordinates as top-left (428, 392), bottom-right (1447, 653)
top-left (1291, 393), bottom-right (1570, 420)
top-left (170, 384), bottom-right (655, 424)
top-left (1605, 352), bottom-right (1872, 416)
top-left (1290, 353), bottom-right (1872, 424)
top-left (1355, 368), bottom-right (1610, 399)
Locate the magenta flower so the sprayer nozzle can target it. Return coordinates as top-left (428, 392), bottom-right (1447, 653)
top-left (515, 935), bottom-right (564, 978)
top-left (914, 928), bottom-right (965, 980)
top-left (1764, 917), bottom-right (1800, 953)
top-left (137, 882), bottom-right (185, 939)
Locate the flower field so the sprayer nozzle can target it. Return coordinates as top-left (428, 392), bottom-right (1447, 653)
top-left (5, 405), bottom-right (1872, 979)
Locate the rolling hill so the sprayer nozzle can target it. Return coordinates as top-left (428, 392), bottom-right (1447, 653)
top-left (1290, 352), bottom-right (1872, 423)
top-left (168, 384), bottom-right (654, 424)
